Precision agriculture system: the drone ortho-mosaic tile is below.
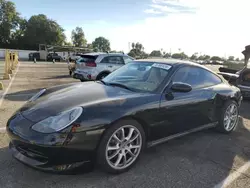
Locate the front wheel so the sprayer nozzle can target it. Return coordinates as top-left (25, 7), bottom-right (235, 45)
top-left (216, 100), bottom-right (239, 133)
top-left (97, 119), bottom-right (145, 174)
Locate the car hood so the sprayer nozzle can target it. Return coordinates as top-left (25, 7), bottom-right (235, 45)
top-left (19, 82), bottom-right (140, 122)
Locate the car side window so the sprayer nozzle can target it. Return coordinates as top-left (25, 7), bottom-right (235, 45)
top-left (173, 66), bottom-right (222, 89)
top-left (100, 56), bottom-right (124, 64)
top-left (123, 56), bottom-right (134, 64)
top-left (78, 58), bottom-right (85, 62)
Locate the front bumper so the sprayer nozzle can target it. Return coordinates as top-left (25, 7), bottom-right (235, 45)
top-left (8, 142), bottom-right (92, 173)
top-left (6, 113), bottom-right (101, 173)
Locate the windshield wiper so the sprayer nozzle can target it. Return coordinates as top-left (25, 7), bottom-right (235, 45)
top-left (108, 82), bottom-right (133, 91)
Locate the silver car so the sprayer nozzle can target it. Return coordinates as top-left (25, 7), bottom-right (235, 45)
top-left (73, 52), bottom-right (134, 81)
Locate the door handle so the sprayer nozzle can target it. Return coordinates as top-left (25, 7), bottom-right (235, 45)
top-left (108, 65), bottom-right (113, 68)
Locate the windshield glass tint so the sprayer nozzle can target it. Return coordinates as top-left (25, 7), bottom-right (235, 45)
top-left (77, 55), bottom-right (97, 63)
top-left (103, 62), bottom-right (172, 92)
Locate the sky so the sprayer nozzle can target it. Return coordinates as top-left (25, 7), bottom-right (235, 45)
top-left (11, 0), bottom-right (250, 58)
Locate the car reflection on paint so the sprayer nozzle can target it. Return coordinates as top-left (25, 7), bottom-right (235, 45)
top-left (7, 59), bottom-right (242, 174)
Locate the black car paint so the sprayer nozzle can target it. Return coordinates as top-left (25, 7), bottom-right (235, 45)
top-left (47, 53), bottom-right (62, 61)
top-left (6, 61), bottom-right (242, 172)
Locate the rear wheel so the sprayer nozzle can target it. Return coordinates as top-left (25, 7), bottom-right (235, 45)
top-left (97, 119), bottom-right (145, 174)
top-left (216, 100), bottom-right (239, 133)
top-left (97, 72), bottom-right (109, 80)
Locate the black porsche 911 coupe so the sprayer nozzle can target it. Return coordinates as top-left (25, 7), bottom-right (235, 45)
top-left (7, 59), bottom-right (242, 174)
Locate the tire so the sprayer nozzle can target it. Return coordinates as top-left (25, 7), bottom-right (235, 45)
top-left (216, 100), bottom-right (239, 133)
top-left (97, 72), bottom-right (109, 80)
top-left (97, 119), bottom-right (145, 174)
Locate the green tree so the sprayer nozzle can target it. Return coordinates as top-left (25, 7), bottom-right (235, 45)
top-left (190, 54), bottom-right (198, 60)
top-left (0, 0), bottom-right (21, 47)
top-left (171, 52), bottom-right (188, 59)
top-left (163, 53), bottom-right (171, 58)
top-left (110, 50), bottom-right (124, 53)
top-left (210, 56), bottom-right (222, 61)
top-left (228, 56), bottom-right (235, 61)
top-left (204, 55), bottom-right (210, 60)
top-left (23, 14), bottom-right (65, 50)
top-left (150, 50), bottom-right (162, 57)
top-left (92, 36), bottom-right (111, 52)
top-left (197, 55), bottom-right (210, 61)
top-left (71, 27), bottom-right (87, 47)
top-left (128, 42), bottom-right (147, 58)
top-left (86, 43), bottom-right (93, 49)
top-left (9, 17), bottom-right (27, 49)
top-left (128, 42), bottom-right (148, 59)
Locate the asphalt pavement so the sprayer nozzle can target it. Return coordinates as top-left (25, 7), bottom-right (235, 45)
top-left (0, 62), bottom-right (250, 188)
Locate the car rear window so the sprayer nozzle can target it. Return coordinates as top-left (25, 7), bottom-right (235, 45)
top-left (79, 55), bottom-right (98, 62)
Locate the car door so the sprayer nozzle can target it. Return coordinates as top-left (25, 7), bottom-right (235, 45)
top-left (99, 56), bottom-right (125, 72)
top-left (151, 66), bottom-right (221, 140)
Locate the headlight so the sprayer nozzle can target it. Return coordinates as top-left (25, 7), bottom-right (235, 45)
top-left (29, 89), bottom-right (46, 102)
top-left (31, 107), bottom-right (83, 133)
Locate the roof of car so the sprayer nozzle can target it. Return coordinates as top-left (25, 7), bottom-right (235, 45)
top-left (135, 58), bottom-right (212, 70)
top-left (83, 52), bottom-right (106, 56)
top-left (83, 52), bottom-right (130, 56)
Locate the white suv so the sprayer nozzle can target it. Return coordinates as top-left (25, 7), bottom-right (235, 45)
top-left (69, 53), bottom-right (82, 62)
top-left (73, 52), bottom-right (134, 81)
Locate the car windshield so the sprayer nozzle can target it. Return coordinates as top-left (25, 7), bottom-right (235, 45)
top-left (102, 62), bottom-right (172, 92)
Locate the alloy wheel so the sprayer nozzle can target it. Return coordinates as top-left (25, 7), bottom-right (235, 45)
top-left (224, 103), bottom-right (238, 131)
top-left (105, 125), bottom-right (142, 170)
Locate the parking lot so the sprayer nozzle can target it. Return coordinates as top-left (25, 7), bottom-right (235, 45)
top-left (0, 61), bottom-right (250, 188)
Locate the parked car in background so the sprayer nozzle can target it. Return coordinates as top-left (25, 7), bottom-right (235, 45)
top-left (47, 53), bottom-right (62, 62)
top-left (7, 59), bottom-right (242, 174)
top-left (73, 52), bottom-right (134, 81)
top-left (219, 66), bottom-right (250, 98)
top-left (69, 53), bottom-right (83, 62)
top-left (28, 52), bottom-right (40, 61)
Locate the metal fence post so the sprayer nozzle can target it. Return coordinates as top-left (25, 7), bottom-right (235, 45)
top-left (0, 82), bottom-right (3, 90)
top-left (10, 52), bottom-right (14, 70)
top-left (14, 52), bottom-right (18, 68)
top-left (3, 50), bottom-right (11, 80)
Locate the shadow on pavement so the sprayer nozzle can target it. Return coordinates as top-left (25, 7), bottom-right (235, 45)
top-left (240, 99), bottom-right (250, 119)
top-left (4, 88), bottom-right (43, 101)
top-left (42, 75), bottom-right (72, 80)
top-left (0, 102), bottom-right (250, 188)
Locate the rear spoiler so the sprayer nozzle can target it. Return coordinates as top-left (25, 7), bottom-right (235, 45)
top-left (217, 72), bottom-right (239, 79)
top-left (217, 72), bottom-right (239, 84)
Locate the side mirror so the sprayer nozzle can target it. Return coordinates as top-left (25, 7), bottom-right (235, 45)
top-left (171, 82), bottom-right (192, 92)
